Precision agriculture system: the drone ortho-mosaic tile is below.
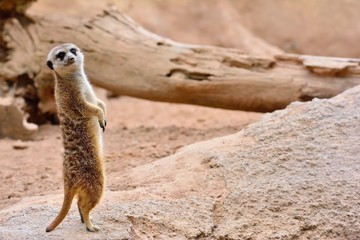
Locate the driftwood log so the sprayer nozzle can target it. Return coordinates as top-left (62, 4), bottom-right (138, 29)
top-left (1, 5), bottom-right (360, 138)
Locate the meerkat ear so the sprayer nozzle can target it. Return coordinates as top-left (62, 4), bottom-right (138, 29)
top-left (47, 60), bottom-right (54, 70)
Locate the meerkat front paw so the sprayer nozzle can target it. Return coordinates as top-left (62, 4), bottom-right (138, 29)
top-left (97, 109), bottom-right (106, 132)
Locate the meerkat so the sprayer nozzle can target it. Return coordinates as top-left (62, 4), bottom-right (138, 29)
top-left (45, 43), bottom-right (106, 232)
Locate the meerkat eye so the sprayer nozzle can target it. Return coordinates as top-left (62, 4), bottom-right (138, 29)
top-left (70, 48), bottom-right (77, 56)
top-left (56, 51), bottom-right (66, 60)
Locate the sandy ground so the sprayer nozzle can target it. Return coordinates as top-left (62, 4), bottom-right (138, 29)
top-left (0, 88), bottom-right (261, 210)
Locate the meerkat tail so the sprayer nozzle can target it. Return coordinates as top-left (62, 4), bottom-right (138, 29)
top-left (46, 188), bottom-right (76, 232)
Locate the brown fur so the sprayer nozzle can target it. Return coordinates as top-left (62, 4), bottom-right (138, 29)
top-left (45, 43), bottom-right (106, 232)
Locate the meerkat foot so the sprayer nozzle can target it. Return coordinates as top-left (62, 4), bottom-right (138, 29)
top-left (86, 225), bottom-right (100, 232)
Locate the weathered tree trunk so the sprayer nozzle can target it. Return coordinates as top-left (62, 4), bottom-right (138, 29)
top-left (1, 6), bottom-right (360, 123)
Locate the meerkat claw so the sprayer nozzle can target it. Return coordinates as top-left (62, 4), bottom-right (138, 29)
top-left (99, 120), bottom-right (105, 132)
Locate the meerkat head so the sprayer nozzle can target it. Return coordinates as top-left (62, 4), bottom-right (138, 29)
top-left (46, 43), bottom-right (84, 74)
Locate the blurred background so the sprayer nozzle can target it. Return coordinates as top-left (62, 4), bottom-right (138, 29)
top-left (28, 0), bottom-right (360, 58)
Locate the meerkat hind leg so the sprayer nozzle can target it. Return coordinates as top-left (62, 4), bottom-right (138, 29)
top-left (77, 196), bottom-right (84, 223)
top-left (78, 193), bottom-right (101, 232)
top-left (82, 207), bottom-right (100, 232)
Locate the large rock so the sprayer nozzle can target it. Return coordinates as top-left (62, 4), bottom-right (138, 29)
top-left (1, 85), bottom-right (359, 239)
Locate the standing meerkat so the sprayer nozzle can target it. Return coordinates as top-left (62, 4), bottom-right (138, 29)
top-left (45, 43), bottom-right (106, 232)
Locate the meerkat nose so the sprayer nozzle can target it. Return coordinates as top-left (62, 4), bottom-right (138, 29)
top-left (69, 57), bottom-right (75, 63)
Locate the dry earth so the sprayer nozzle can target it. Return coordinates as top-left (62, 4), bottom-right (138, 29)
top-left (0, 88), bottom-right (261, 210)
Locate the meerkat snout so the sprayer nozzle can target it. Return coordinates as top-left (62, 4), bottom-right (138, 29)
top-left (68, 57), bottom-right (75, 63)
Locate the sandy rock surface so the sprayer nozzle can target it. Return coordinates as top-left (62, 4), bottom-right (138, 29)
top-left (1, 85), bottom-right (359, 239)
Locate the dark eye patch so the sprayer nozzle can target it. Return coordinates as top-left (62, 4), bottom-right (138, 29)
top-left (70, 48), bottom-right (77, 56)
top-left (56, 51), bottom-right (66, 61)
